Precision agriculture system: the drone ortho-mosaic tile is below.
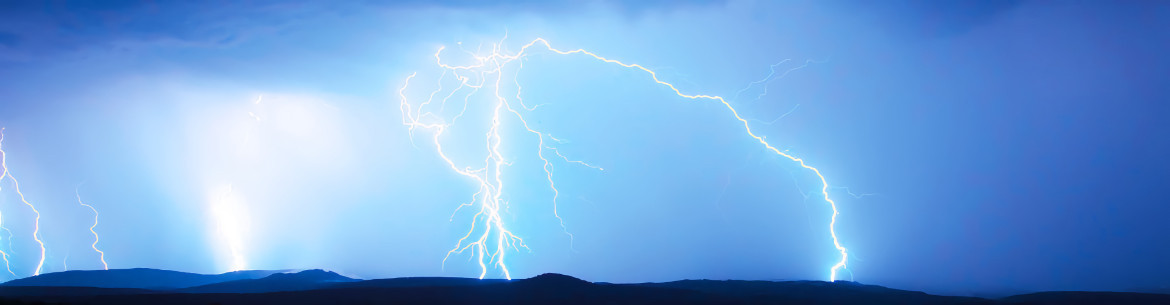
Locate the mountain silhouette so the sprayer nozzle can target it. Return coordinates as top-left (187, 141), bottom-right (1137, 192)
top-left (1, 268), bottom-right (285, 290)
top-left (180, 269), bottom-right (358, 293)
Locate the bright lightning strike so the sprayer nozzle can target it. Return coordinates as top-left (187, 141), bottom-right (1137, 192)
top-left (402, 37), bottom-right (851, 281)
top-left (75, 188), bottom-right (109, 270)
top-left (0, 127), bottom-right (48, 276)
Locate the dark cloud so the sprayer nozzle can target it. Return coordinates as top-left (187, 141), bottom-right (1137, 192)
top-left (0, 0), bottom-right (725, 62)
top-left (380, 0), bottom-right (724, 14)
top-left (827, 0), bottom-right (1026, 41)
top-left (0, 1), bottom-right (323, 61)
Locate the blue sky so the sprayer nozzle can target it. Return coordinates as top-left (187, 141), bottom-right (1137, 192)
top-left (0, 0), bottom-right (1167, 296)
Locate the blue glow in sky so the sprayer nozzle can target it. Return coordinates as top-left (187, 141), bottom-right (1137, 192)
top-left (0, 0), bottom-right (1167, 296)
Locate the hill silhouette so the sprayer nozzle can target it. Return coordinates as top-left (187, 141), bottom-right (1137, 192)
top-left (1, 268), bottom-right (285, 290)
top-left (639, 279), bottom-right (990, 305)
top-left (1000, 291), bottom-right (1170, 305)
top-left (0, 270), bottom-right (1166, 305)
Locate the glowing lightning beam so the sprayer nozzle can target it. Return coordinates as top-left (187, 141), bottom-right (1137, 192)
top-left (210, 96), bottom-right (264, 273)
top-left (213, 186), bottom-right (247, 272)
top-left (0, 128), bottom-right (47, 276)
top-left (75, 188), bottom-right (108, 270)
top-left (402, 37), bottom-right (849, 281)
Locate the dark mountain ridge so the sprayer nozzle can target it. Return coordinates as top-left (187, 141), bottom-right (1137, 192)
top-left (0, 269), bottom-right (1166, 305)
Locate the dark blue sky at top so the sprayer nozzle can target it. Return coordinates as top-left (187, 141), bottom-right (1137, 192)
top-left (0, 0), bottom-right (1167, 296)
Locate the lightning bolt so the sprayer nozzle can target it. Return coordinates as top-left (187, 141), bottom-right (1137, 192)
top-left (75, 188), bottom-right (108, 270)
top-left (402, 37), bottom-right (850, 281)
top-left (0, 128), bottom-right (47, 276)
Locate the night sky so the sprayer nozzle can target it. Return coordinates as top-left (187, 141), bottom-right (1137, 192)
top-left (0, 0), bottom-right (1167, 297)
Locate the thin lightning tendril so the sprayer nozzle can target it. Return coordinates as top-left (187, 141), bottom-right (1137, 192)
top-left (733, 59), bottom-right (818, 103)
top-left (402, 37), bottom-right (849, 281)
top-left (750, 104), bottom-right (801, 126)
top-left (736, 59), bottom-right (818, 127)
top-left (1, 228), bottom-right (11, 256)
top-left (548, 147), bottom-right (603, 171)
top-left (0, 236), bottom-right (11, 276)
top-left (75, 189), bottom-right (108, 270)
top-left (0, 128), bottom-right (47, 276)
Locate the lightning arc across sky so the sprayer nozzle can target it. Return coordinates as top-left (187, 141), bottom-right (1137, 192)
top-left (399, 37), bottom-right (851, 281)
top-left (0, 127), bottom-right (48, 276)
top-left (75, 188), bottom-right (109, 270)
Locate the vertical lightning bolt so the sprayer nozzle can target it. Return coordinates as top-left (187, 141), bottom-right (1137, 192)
top-left (402, 37), bottom-right (850, 281)
top-left (75, 189), bottom-right (108, 270)
top-left (0, 128), bottom-right (48, 276)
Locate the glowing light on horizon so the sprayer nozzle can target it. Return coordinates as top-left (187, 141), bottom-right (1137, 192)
top-left (0, 127), bottom-right (48, 276)
top-left (75, 188), bottom-right (109, 270)
top-left (212, 184), bottom-right (248, 272)
top-left (401, 37), bottom-right (851, 281)
top-left (206, 95), bottom-right (266, 273)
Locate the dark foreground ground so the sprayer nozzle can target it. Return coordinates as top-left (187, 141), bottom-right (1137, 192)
top-left (0, 269), bottom-right (1166, 305)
